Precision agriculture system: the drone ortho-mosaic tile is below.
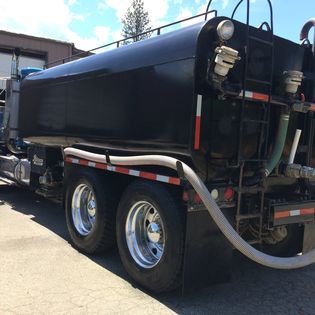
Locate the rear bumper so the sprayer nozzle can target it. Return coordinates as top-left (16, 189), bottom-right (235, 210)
top-left (270, 201), bottom-right (315, 226)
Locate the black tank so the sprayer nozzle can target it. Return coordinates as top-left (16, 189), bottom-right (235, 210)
top-left (18, 16), bottom-right (310, 178)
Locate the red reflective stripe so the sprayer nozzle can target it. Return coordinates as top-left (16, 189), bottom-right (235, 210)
top-left (275, 208), bottom-right (315, 220)
top-left (79, 160), bottom-right (89, 166)
top-left (252, 92), bottom-right (269, 102)
top-left (95, 162), bottom-right (106, 170)
top-left (115, 167), bottom-right (130, 175)
top-left (194, 95), bottom-right (202, 150)
top-left (274, 211), bottom-right (290, 219)
top-left (140, 172), bottom-right (156, 181)
top-left (300, 208), bottom-right (315, 215)
top-left (240, 90), bottom-right (269, 102)
top-left (194, 116), bottom-right (201, 150)
top-left (65, 157), bottom-right (181, 186)
top-left (169, 177), bottom-right (181, 185)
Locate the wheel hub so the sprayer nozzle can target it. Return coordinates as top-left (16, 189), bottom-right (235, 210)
top-left (147, 222), bottom-right (161, 243)
top-left (125, 201), bottom-right (165, 269)
top-left (71, 184), bottom-right (97, 236)
top-left (87, 200), bottom-right (96, 217)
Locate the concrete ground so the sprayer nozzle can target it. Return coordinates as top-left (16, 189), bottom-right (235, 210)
top-left (0, 185), bottom-right (315, 315)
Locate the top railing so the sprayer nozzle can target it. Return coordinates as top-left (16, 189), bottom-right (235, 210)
top-left (44, 9), bottom-right (217, 69)
top-left (231, 0), bottom-right (273, 32)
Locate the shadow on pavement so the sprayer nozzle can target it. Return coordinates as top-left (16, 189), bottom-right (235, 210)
top-left (0, 185), bottom-right (127, 279)
top-left (1, 185), bottom-right (314, 314)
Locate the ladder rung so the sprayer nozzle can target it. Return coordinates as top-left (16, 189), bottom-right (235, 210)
top-left (236, 213), bottom-right (262, 220)
top-left (243, 119), bottom-right (268, 124)
top-left (245, 78), bottom-right (272, 86)
top-left (237, 187), bottom-right (265, 194)
top-left (239, 159), bottom-right (267, 162)
top-left (248, 35), bottom-right (273, 46)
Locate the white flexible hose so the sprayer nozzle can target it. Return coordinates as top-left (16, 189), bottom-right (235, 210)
top-left (64, 147), bottom-right (315, 269)
top-left (288, 129), bottom-right (302, 164)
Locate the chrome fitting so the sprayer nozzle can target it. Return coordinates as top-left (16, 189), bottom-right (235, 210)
top-left (214, 46), bottom-right (240, 77)
top-left (283, 70), bottom-right (303, 94)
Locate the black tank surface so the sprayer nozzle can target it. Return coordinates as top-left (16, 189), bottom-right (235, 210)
top-left (18, 16), bottom-right (308, 176)
top-left (18, 20), bottom-right (211, 156)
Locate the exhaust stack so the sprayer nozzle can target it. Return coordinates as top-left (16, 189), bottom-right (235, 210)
top-left (11, 48), bottom-right (21, 80)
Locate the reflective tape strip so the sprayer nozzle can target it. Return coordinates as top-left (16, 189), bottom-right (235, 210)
top-left (290, 210), bottom-right (300, 216)
top-left (129, 170), bottom-right (140, 176)
top-left (240, 90), bottom-right (269, 102)
top-left (274, 208), bottom-right (315, 220)
top-left (252, 92), bottom-right (269, 102)
top-left (194, 94), bottom-right (203, 150)
top-left (300, 208), bottom-right (315, 216)
top-left (65, 156), bottom-right (181, 186)
top-left (243, 90), bottom-right (253, 98)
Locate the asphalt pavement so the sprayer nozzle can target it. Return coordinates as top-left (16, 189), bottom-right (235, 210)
top-left (0, 184), bottom-right (314, 314)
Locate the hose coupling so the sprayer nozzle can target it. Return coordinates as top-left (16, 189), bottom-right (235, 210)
top-left (285, 163), bottom-right (315, 179)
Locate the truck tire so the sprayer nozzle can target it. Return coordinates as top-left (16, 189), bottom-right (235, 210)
top-left (65, 168), bottom-right (116, 254)
top-left (116, 180), bottom-right (185, 293)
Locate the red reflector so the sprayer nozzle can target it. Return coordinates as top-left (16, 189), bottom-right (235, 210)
top-left (182, 191), bottom-right (189, 202)
top-left (224, 187), bottom-right (234, 201)
top-left (194, 193), bottom-right (202, 204)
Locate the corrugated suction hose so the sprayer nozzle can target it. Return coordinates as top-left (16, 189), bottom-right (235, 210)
top-left (64, 147), bottom-right (315, 269)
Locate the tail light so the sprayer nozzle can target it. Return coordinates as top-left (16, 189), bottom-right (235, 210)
top-left (224, 187), bottom-right (234, 201)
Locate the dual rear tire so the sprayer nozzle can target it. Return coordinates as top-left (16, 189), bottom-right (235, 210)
top-left (116, 180), bottom-right (184, 292)
top-left (65, 168), bottom-right (116, 254)
top-left (65, 168), bottom-right (184, 292)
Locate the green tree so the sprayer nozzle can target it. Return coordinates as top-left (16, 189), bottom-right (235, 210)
top-left (121, 0), bottom-right (151, 44)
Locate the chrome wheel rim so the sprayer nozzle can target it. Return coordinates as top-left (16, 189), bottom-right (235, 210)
top-left (125, 201), bottom-right (165, 269)
top-left (71, 184), bottom-right (97, 236)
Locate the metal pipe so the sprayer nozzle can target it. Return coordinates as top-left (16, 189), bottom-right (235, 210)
top-left (288, 129), bottom-right (301, 164)
top-left (264, 112), bottom-right (290, 176)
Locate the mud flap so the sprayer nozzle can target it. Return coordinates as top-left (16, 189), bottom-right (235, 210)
top-left (303, 221), bottom-right (315, 253)
top-left (182, 205), bottom-right (233, 295)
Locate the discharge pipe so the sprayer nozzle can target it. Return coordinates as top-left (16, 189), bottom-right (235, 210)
top-left (264, 111), bottom-right (290, 176)
top-left (64, 147), bottom-right (315, 269)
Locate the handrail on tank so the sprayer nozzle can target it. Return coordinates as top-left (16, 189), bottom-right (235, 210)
top-left (231, 0), bottom-right (273, 32)
top-left (44, 10), bottom-right (217, 69)
top-left (300, 18), bottom-right (315, 54)
top-left (205, 0), bottom-right (214, 20)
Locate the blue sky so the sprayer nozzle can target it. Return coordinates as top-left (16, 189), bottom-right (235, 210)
top-left (0, 0), bottom-right (314, 51)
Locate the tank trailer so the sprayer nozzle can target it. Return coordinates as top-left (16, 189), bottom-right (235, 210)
top-left (1, 0), bottom-right (315, 293)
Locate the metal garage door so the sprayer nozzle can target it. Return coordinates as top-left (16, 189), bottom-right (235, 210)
top-left (0, 52), bottom-right (44, 78)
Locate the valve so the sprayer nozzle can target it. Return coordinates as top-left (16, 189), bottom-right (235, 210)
top-left (283, 70), bottom-right (303, 94)
top-left (214, 46), bottom-right (240, 77)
